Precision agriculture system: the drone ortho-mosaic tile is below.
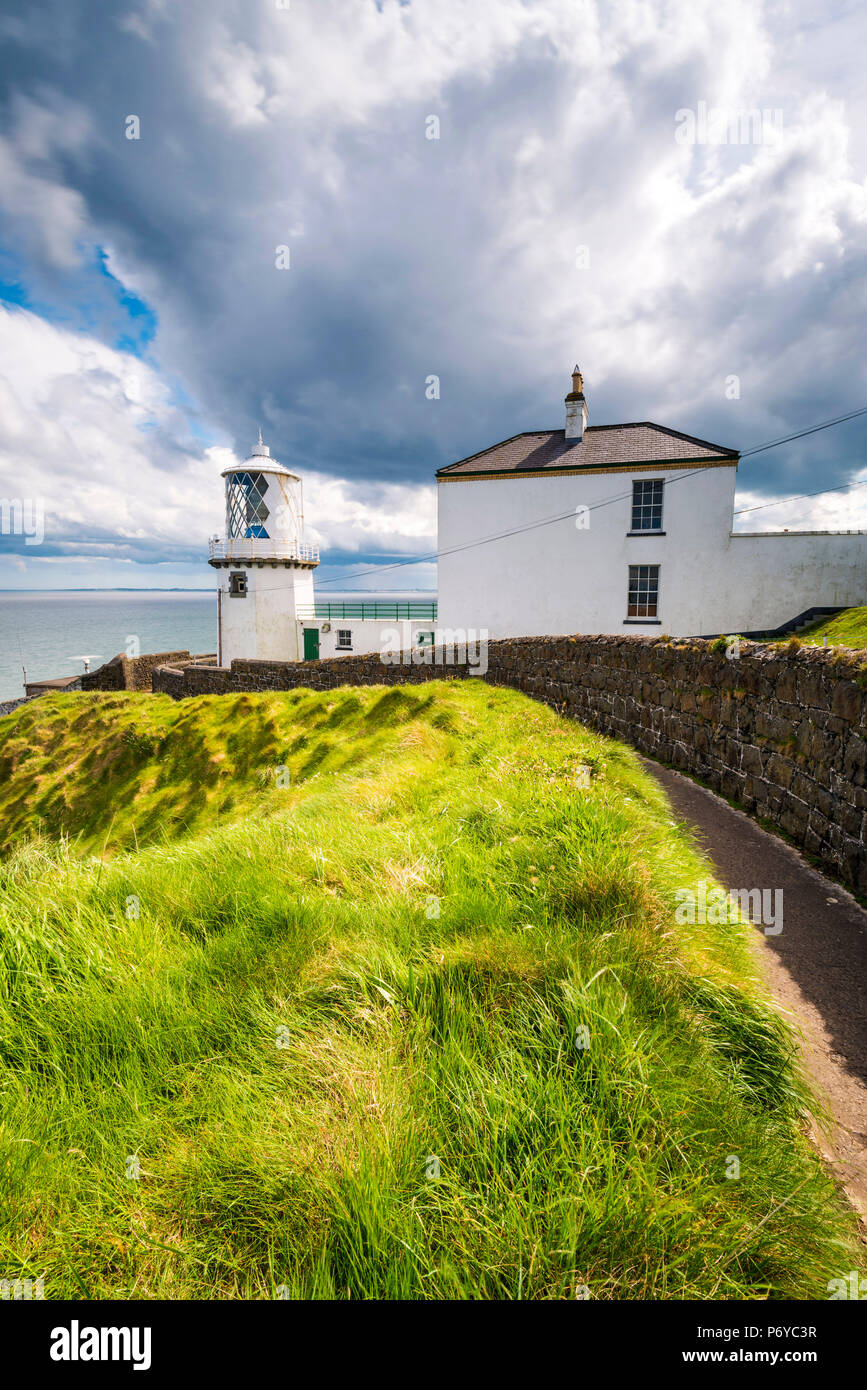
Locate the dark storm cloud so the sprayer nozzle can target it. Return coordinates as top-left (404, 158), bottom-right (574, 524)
top-left (0, 0), bottom-right (865, 575)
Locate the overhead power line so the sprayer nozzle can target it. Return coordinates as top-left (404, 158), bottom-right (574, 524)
top-left (738, 405), bottom-right (867, 459)
top-left (312, 467), bottom-right (709, 588)
top-left (734, 477), bottom-right (867, 516)
top-left (241, 403), bottom-right (867, 592)
top-left (314, 401), bottom-right (867, 585)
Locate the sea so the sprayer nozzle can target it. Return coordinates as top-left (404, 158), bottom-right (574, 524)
top-left (0, 591), bottom-right (217, 702)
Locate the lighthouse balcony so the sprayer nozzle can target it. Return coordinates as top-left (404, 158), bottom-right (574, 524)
top-left (208, 536), bottom-right (320, 565)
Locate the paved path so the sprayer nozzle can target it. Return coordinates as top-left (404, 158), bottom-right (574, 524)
top-left (644, 760), bottom-right (867, 1231)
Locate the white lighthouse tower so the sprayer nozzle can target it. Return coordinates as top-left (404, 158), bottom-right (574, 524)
top-left (208, 430), bottom-right (319, 664)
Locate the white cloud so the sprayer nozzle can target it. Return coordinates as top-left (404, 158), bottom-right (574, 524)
top-left (734, 472), bottom-right (867, 533)
top-left (0, 305), bottom-right (436, 576)
top-left (1, 0), bottom-right (866, 579)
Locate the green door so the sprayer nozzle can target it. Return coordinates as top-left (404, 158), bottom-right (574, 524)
top-left (303, 628), bottom-right (320, 661)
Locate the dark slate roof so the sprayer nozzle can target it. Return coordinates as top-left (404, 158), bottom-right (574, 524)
top-left (437, 423), bottom-right (739, 477)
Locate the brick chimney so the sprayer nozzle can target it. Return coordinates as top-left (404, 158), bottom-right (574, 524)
top-left (565, 364), bottom-right (588, 442)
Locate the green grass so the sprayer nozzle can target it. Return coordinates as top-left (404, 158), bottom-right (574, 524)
top-left (782, 606), bottom-right (867, 649)
top-left (0, 686), bottom-right (419, 857)
top-left (0, 685), bottom-right (861, 1299)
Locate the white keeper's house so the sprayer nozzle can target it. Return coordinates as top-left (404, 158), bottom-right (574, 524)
top-left (208, 371), bottom-right (867, 664)
top-left (436, 368), bottom-right (866, 640)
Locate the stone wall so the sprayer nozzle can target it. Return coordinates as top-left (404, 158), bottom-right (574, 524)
top-left (153, 650), bottom-right (464, 696)
top-left (82, 651), bottom-right (215, 693)
top-left (486, 637), bottom-right (867, 896)
top-left (152, 636), bottom-right (867, 894)
top-left (0, 696), bottom-right (32, 719)
top-left (151, 664), bottom-right (186, 699)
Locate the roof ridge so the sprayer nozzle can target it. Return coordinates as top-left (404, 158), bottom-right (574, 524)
top-left (436, 417), bottom-right (739, 478)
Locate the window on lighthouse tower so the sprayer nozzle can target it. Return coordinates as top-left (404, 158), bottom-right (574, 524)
top-left (227, 471), bottom-right (271, 540)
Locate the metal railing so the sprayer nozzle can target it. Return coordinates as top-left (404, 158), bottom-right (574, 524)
top-left (295, 599), bottom-right (438, 621)
top-left (209, 537), bottom-right (320, 563)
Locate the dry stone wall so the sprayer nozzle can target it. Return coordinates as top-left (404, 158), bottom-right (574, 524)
top-left (153, 651), bottom-right (465, 696)
top-left (152, 636), bottom-right (867, 895)
top-left (82, 651), bottom-right (216, 692)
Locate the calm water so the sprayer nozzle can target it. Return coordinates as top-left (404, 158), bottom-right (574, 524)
top-left (0, 591), bottom-right (216, 701)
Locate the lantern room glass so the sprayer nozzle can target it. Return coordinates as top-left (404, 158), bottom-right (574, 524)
top-left (226, 471), bottom-right (270, 540)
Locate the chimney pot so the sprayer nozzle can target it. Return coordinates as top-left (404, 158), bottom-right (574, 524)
top-left (564, 365), bottom-right (588, 441)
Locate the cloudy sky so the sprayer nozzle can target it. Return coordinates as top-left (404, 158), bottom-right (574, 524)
top-left (0, 0), bottom-right (865, 591)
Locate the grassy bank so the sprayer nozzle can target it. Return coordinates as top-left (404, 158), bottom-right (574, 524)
top-left (0, 685), bottom-right (861, 1299)
top-left (784, 606), bottom-right (867, 649)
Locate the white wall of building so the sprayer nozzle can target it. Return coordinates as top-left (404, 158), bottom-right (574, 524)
top-left (299, 617), bottom-right (436, 660)
top-left (725, 533), bottom-right (866, 631)
top-left (220, 564), bottom-right (315, 662)
top-left (437, 466), bottom-right (867, 638)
